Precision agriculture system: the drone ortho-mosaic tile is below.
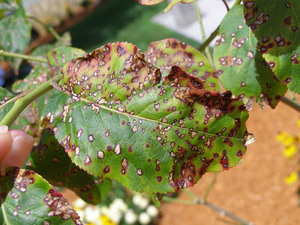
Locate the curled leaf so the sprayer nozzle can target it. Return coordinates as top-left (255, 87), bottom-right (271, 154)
top-left (42, 42), bottom-right (251, 194)
top-left (145, 38), bottom-right (220, 91)
top-left (137, 0), bottom-right (195, 13)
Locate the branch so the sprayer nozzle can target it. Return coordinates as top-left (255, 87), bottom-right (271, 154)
top-left (281, 96), bottom-right (300, 112)
top-left (27, 14), bottom-right (61, 42)
top-left (193, 1), bottom-right (213, 64)
top-left (198, 0), bottom-right (242, 51)
top-left (0, 50), bottom-right (48, 63)
top-left (203, 172), bottom-right (218, 201)
top-left (0, 75), bottom-right (62, 127)
top-left (221, 0), bottom-right (230, 11)
top-left (163, 194), bottom-right (252, 225)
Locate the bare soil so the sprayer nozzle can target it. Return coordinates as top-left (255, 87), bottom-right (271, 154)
top-left (159, 99), bottom-right (300, 225)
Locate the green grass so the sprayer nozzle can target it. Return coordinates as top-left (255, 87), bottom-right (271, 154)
top-left (70, 0), bottom-right (200, 52)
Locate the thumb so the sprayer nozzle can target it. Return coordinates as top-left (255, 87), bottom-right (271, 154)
top-left (1, 129), bottom-right (34, 175)
top-left (0, 125), bottom-right (13, 162)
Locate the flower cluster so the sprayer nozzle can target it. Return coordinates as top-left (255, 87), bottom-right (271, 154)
top-left (73, 182), bottom-right (159, 225)
top-left (276, 119), bottom-right (300, 185)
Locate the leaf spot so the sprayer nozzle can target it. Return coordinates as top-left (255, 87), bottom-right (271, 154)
top-left (84, 155), bottom-right (92, 166)
top-left (97, 151), bottom-right (105, 159)
top-left (137, 169), bottom-right (143, 176)
top-left (88, 135), bottom-right (95, 142)
top-left (114, 144), bottom-right (122, 155)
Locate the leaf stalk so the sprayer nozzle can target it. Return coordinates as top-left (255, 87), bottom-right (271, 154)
top-left (0, 49), bottom-right (48, 63)
top-left (281, 96), bottom-right (300, 112)
top-left (198, 0), bottom-right (242, 51)
top-left (193, 1), bottom-right (213, 64)
top-left (0, 75), bottom-right (62, 127)
top-left (27, 14), bottom-right (62, 42)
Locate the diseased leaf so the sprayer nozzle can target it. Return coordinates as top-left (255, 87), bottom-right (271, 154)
top-left (0, 87), bottom-right (15, 121)
top-left (0, 1), bottom-right (16, 19)
top-left (30, 32), bottom-right (72, 67)
top-left (163, 0), bottom-right (195, 13)
top-left (0, 168), bottom-right (82, 225)
top-left (136, 0), bottom-right (195, 13)
top-left (29, 128), bottom-right (112, 205)
top-left (214, 5), bottom-right (287, 108)
top-left (47, 47), bottom-right (86, 76)
top-left (12, 65), bottom-right (50, 93)
top-left (243, 0), bottom-right (300, 93)
top-left (42, 42), bottom-right (252, 194)
top-left (0, 1), bottom-right (31, 69)
top-left (136, 0), bottom-right (165, 5)
top-left (145, 38), bottom-right (220, 91)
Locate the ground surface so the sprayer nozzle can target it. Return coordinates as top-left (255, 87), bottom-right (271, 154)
top-left (158, 99), bottom-right (300, 225)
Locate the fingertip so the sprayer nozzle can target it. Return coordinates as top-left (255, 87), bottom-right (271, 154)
top-left (1, 132), bottom-right (34, 175)
top-left (0, 125), bottom-right (13, 161)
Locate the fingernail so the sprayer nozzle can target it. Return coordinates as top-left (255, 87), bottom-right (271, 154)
top-left (0, 125), bottom-right (8, 133)
top-left (14, 135), bottom-right (34, 146)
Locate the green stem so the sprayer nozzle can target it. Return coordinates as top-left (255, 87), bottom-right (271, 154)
top-left (198, 0), bottom-right (242, 51)
top-left (203, 172), bottom-right (218, 202)
top-left (203, 201), bottom-right (252, 225)
top-left (182, 189), bottom-right (200, 202)
top-left (194, 1), bottom-right (213, 64)
top-left (0, 49), bottom-right (48, 63)
top-left (27, 14), bottom-right (61, 42)
top-left (288, 89), bottom-right (297, 101)
top-left (0, 75), bottom-right (62, 127)
top-left (281, 96), bottom-right (300, 112)
top-left (162, 196), bottom-right (195, 205)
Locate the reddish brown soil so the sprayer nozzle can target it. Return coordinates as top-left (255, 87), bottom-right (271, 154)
top-left (159, 99), bottom-right (300, 225)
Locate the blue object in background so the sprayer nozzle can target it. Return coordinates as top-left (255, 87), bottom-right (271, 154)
top-left (0, 66), bottom-right (5, 86)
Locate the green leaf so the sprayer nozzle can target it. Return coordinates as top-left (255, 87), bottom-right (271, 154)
top-left (12, 65), bottom-right (50, 93)
top-left (145, 38), bottom-right (220, 91)
top-left (47, 47), bottom-right (86, 75)
top-left (0, 87), bottom-right (15, 122)
top-left (0, 1), bottom-right (15, 19)
top-left (29, 128), bottom-right (112, 205)
top-left (0, 168), bottom-right (83, 225)
top-left (0, 1), bottom-right (31, 68)
top-left (214, 5), bottom-right (287, 108)
top-left (42, 42), bottom-right (252, 194)
top-left (30, 32), bottom-right (72, 67)
top-left (243, 0), bottom-right (300, 93)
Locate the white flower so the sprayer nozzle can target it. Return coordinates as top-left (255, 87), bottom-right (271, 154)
top-left (146, 205), bottom-right (159, 217)
top-left (100, 206), bottom-right (110, 215)
top-left (132, 194), bottom-right (149, 209)
top-left (84, 206), bottom-right (100, 223)
top-left (139, 212), bottom-right (151, 225)
top-left (76, 210), bottom-right (85, 221)
top-left (107, 207), bottom-right (122, 224)
top-left (124, 209), bottom-right (137, 224)
top-left (73, 198), bottom-right (86, 209)
top-left (111, 198), bottom-right (128, 212)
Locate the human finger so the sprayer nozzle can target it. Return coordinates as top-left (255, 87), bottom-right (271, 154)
top-left (1, 130), bottom-right (34, 174)
top-left (0, 125), bottom-right (13, 162)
